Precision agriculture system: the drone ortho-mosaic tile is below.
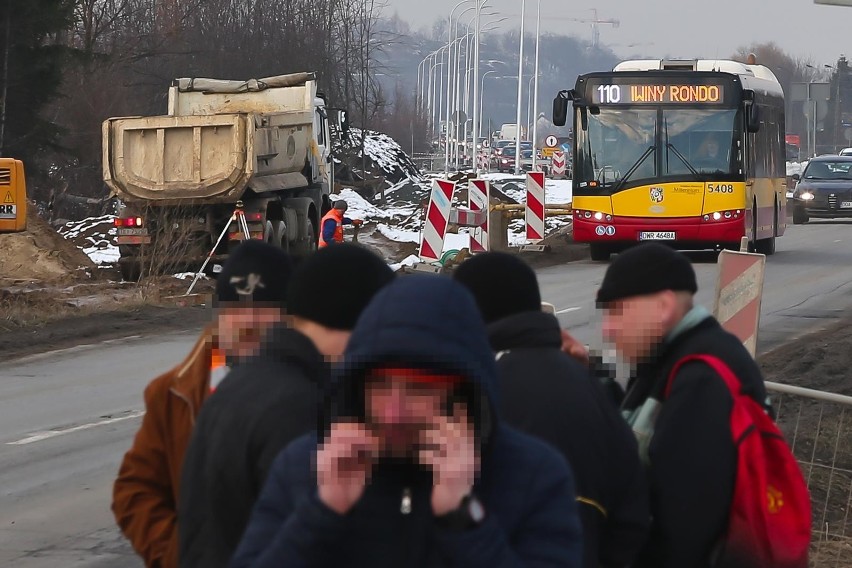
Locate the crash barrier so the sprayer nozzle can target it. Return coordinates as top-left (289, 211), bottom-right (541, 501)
top-left (765, 381), bottom-right (852, 565)
top-left (525, 172), bottom-right (546, 243)
top-left (418, 175), bottom-right (574, 262)
top-left (714, 240), bottom-right (766, 358)
top-left (418, 179), bottom-right (457, 262)
top-left (551, 151), bottom-right (567, 178)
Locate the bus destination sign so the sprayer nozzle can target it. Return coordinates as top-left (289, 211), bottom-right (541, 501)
top-left (592, 83), bottom-right (725, 105)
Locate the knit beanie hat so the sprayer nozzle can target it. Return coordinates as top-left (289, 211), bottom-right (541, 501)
top-left (287, 243), bottom-right (395, 330)
top-left (452, 252), bottom-right (542, 324)
top-left (215, 239), bottom-right (293, 306)
top-left (596, 243), bottom-right (697, 306)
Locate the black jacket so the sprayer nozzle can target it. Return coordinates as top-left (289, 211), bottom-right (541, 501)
top-left (231, 276), bottom-right (584, 567)
top-left (622, 315), bottom-right (769, 568)
top-left (177, 325), bottom-right (329, 568)
top-left (488, 311), bottom-right (650, 568)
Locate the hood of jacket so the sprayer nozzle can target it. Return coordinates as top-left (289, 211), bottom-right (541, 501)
top-left (487, 310), bottom-right (562, 353)
top-left (329, 275), bottom-right (499, 448)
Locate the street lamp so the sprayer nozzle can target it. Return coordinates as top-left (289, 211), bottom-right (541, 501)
top-left (526, 73), bottom-right (541, 141)
top-left (530, 0), bottom-right (542, 169)
top-left (514, 0), bottom-right (527, 175)
top-left (445, 0), bottom-right (488, 172)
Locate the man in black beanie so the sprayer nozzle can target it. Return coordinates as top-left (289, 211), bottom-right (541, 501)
top-left (596, 243), bottom-right (770, 568)
top-left (114, 239), bottom-right (292, 568)
top-left (178, 243), bottom-right (394, 568)
top-left (453, 252), bottom-right (650, 568)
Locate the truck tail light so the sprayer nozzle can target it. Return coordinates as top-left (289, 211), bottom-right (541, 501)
top-left (115, 216), bottom-right (143, 227)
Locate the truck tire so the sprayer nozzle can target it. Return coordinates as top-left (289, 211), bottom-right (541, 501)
top-left (119, 260), bottom-right (141, 282)
top-left (271, 220), bottom-right (289, 252)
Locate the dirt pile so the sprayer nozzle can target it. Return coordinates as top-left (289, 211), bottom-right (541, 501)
top-left (0, 205), bottom-right (95, 284)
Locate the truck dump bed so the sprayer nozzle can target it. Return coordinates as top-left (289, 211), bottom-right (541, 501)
top-left (103, 73), bottom-right (321, 204)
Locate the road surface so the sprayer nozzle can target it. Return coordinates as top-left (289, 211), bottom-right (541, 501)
top-left (1, 221), bottom-right (852, 566)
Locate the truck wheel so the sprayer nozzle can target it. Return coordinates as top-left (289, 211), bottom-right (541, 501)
top-left (271, 221), bottom-right (289, 252)
top-left (119, 261), bottom-right (141, 282)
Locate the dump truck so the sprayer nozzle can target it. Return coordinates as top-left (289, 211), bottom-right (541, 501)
top-left (103, 72), bottom-right (347, 281)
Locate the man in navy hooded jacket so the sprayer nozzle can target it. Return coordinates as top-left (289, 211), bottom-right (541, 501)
top-left (231, 275), bottom-right (583, 568)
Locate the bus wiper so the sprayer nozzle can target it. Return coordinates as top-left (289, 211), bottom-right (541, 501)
top-left (612, 145), bottom-right (655, 193)
top-left (666, 142), bottom-right (700, 177)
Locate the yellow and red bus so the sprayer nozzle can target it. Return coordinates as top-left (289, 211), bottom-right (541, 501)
top-left (553, 59), bottom-right (786, 261)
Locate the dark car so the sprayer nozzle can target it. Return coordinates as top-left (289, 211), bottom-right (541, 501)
top-left (791, 156), bottom-right (852, 224)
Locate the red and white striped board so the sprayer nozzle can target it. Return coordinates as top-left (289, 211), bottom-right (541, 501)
top-left (713, 249), bottom-right (766, 357)
top-left (469, 179), bottom-right (490, 252)
top-left (551, 151), bottom-right (566, 178)
top-left (419, 179), bottom-right (457, 262)
top-left (525, 171), bottom-right (546, 243)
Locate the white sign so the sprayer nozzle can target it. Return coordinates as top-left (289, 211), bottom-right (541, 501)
top-left (0, 204), bottom-right (16, 219)
top-left (545, 135), bottom-right (558, 147)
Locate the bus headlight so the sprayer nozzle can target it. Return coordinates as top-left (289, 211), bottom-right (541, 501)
top-left (713, 212), bottom-right (722, 220)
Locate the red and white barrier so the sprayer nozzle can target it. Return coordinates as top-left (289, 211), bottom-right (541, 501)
top-left (525, 171), bottom-right (546, 242)
top-left (419, 179), bottom-right (457, 262)
top-left (713, 248), bottom-right (766, 357)
top-left (469, 179), bottom-right (490, 252)
top-left (551, 151), bottom-right (566, 178)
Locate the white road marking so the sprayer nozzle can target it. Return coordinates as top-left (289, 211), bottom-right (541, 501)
top-left (556, 307), bottom-right (582, 314)
top-left (8, 410), bottom-right (145, 446)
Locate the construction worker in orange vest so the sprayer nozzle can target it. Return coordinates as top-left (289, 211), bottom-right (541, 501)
top-left (319, 200), bottom-right (362, 248)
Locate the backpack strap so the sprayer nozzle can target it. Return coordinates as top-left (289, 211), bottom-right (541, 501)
top-left (664, 354), bottom-right (741, 400)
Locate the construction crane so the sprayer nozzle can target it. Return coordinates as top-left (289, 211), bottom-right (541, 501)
top-left (556, 9), bottom-right (619, 50)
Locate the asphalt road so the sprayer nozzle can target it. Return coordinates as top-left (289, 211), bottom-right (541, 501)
top-left (1, 220), bottom-right (851, 566)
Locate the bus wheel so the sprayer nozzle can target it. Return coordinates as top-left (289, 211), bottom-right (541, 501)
top-left (589, 244), bottom-right (611, 262)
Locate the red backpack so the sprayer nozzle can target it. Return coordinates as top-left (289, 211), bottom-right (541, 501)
top-left (666, 355), bottom-right (812, 568)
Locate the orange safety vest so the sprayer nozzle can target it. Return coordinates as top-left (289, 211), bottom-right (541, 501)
top-left (209, 348), bottom-right (229, 393)
top-left (318, 209), bottom-right (344, 248)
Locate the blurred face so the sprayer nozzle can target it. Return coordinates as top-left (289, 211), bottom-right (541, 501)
top-left (364, 374), bottom-right (452, 457)
top-left (706, 140), bottom-right (719, 157)
top-left (601, 293), bottom-right (671, 365)
top-left (215, 305), bottom-right (284, 360)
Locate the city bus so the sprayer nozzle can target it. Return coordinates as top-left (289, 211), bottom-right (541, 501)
top-left (552, 59), bottom-right (786, 261)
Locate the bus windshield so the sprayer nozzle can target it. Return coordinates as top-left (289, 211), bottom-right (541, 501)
top-left (575, 107), bottom-right (741, 192)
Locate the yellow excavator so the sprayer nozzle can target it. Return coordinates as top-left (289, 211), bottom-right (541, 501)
top-left (0, 158), bottom-right (27, 233)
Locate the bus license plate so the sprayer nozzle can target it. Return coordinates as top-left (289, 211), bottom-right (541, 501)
top-left (639, 231), bottom-right (676, 241)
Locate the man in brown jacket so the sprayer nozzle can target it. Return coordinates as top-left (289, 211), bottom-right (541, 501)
top-left (112, 240), bottom-right (293, 568)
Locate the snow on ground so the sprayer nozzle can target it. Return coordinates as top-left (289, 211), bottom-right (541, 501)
top-left (58, 215), bottom-right (120, 265)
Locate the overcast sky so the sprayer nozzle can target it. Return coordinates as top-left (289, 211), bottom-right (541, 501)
top-left (384, 0), bottom-right (850, 68)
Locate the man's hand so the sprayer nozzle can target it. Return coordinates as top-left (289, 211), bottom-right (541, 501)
top-left (418, 404), bottom-right (478, 516)
top-left (560, 329), bottom-right (590, 365)
top-left (316, 422), bottom-right (380, 515)
top-left (352, 219), bottom-right (364, 227)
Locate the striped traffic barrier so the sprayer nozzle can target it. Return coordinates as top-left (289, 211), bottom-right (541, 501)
top-left (469, 179), bottom-right (490, 252)
top-left (713, 243), bottom-right (766, 357)
top-left (525, 171), bottom-right (546, 243)
top-left (551, 151), bottom-right (567, 178)
top-left (419, 179), bottom-right (457, 262)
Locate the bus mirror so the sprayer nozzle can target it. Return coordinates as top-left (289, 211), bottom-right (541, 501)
top-left (589, 106), bottom-right (601, 116)
top-left (747, 104), bottom-right (761, 133)
top-left (553, 91), bottom-right (570, 126)
top-left (580, 107), bottom-right (589, 131)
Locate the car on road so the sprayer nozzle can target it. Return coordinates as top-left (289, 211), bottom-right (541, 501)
top-left (790, 155), bottom-right (852, 224)
top-left (496, 146), bottom-right (534, 173)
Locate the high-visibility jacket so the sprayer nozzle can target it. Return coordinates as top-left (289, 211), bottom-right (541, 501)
top-left (319, 209), bottom-right (344, 248)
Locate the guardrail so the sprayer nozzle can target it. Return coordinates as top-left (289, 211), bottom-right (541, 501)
top-left (766, 381), bottom-right (852, 565)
